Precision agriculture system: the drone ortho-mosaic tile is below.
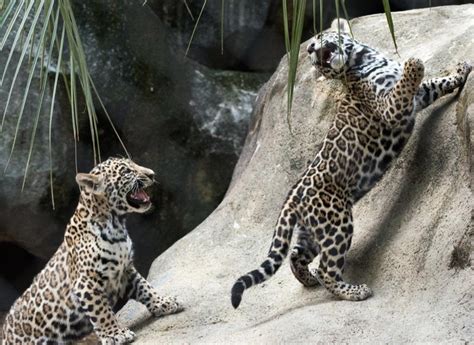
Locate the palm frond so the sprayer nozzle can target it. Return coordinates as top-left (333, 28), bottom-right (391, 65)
top-left (382, 0), bottom-right (398, 53)
top-left (0, 0), bottom-right (129, 207)
top-left (282, 0), bottom-right (307, 133)
top-left (183, 0), bottom-right (195, 21)
top-left (185, 0), bottom-right (207, 56)
top-left (339, 0), bottom-right (353, 37)
top-left (22, 2), bottom-right (60, 191)
top-left (3, 0), bottom-right (45, 171)
top-left (220, 0), bottom-right (224, 54)
top-left (48, 24), bottom-right (65, 209)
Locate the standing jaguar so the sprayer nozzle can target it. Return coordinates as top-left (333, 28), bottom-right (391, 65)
top-left (231, 19), bottom-right (472, 308)
top-left (2, 158), bottom-right (182, 344)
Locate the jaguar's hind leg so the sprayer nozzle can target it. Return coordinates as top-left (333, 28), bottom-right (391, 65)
top-left (311, 206), bottom-right (372, 301)
top-left (290, 227), bottom-right (320, 287)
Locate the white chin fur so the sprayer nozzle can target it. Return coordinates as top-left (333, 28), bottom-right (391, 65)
top-left (330, 54), bottom-right (345, 71)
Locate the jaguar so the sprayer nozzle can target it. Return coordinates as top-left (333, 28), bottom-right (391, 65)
top-left (231, 19), bottom-right (471, 308)
top-left (2, 158), bottom-right (182, 344)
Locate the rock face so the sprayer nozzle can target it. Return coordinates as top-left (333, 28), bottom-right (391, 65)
top-left (118, 5), bottom-right (473, 343)
top-left (0, 0), bottom-right (267, 305)
top-left (70, 0), bottom-right (269, 277)
top-left (0, 35), bottom-right (77, 297)
top-left (147, 0), bottom-right (469, 72)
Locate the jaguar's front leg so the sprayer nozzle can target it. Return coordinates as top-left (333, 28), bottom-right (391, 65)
top-left (415, 62), bottom-right (472, 111)
top-left (124, 267), bottom-right (183, 317)
top-left (73, 275), bottom-right (135, 345)
top-left (382, 57), bottom-right (425, 128)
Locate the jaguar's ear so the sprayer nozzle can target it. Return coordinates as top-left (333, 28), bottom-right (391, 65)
top-left (330, 18), bottom-right (350, 33)
top-left (76, 173), bottom-right (105, 195)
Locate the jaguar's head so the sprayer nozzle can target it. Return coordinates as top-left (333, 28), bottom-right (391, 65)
top-left (307, 19), bottom-right (354, 79)
top-left (76, 157), bottom-right (155, 214)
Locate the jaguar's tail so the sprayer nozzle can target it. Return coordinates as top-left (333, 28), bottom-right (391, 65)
top-left (231, 208), bottom-right (297, 309)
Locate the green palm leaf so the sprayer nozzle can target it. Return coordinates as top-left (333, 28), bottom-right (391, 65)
top-left (0, 0), bottom-right (129, 207)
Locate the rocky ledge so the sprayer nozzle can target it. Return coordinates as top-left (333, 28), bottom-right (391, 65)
top-left (118, 5), bottom-right (473, 343)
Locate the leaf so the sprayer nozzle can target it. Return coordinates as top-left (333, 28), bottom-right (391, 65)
top-left (0, 0), bottom-right (34, 87)
top-left (0, 0), bottom-right (17, 31)
top-left (282, 0), bottom-right (307, 132)
top-left (185, 0), bottom-right (207, 56)
top-left (339, 0), bottom-right (353, 37)
top-left (220, 0), bottom-right (224, 54)
top-left (48, 24), bottom-right (66, 209)
top-left (183, 0), bottom-right (195, 21)
top-left (382, 0), bottom-right (398, 53)
top-left (22, 1), bottom-right (60, 191)
top-left (1, 0), bottom-right (41, 132)
top-left (282, 0), bottom-right (290, 61)
top-left (0, 0), bottom-right (25, 50)
top-left (1, 0), bottom-right (128, 207)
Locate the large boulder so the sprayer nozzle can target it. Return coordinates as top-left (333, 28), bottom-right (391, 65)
top-left (146, 0), bottom-right (469, 72)
top-left (0, 0), bottom-right (267, 305)
top-left (118, 5), bottom-right (473, 343)
top-left (70, 0), bottom-right (268, 276)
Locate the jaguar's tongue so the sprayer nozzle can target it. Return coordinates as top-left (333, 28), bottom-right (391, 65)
top-left (130, 189), bottom-right (150, 203)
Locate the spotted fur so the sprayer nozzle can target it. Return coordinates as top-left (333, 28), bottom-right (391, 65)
top-left (2, 158), bottom-right (182, 344)
top-left (231, 20), bottom-right (472, 308)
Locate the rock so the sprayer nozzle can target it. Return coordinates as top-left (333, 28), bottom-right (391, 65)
top-left (0, 277), bottom-right (19, 312)
top-left (146, 0), bottom-right (387, 71)
top-left (70, 0), bottom-right (268, 275)
top-left (0, 23), bottom-right (81, 310)
top-left (145, 1), bottom-right (469, 72)
top-left (0, 42), bottom-right (78, 261)
top-left (0, 0), bottom-right (267, 299)
top-left (148, 0), bottom-right (279, 71)
top-left (118, 5), bottom-right (473, 343)
top-left (391, 0), bottom-right (471, 10)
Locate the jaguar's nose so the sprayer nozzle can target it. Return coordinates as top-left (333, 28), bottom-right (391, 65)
top-left (146, 172), bottom-right (155, 182)
top-left (307, 41), bottom-right (316, 54)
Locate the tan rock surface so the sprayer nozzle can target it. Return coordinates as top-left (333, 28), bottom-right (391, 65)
top-left (119, 5), bottom-right (473, 343)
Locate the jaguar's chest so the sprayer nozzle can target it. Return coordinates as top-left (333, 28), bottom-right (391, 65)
top-left (95, 228), bottom-right (133, 298)
top-left (349, 111), bottom-right (416, 200)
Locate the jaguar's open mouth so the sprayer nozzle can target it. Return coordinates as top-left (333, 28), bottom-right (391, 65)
top-left (317, 47), bottom-right (333, 64)
top-left (127, 185), bottom-right (151, 208)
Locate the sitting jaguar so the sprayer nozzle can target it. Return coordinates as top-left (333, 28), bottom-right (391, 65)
top-left (2, 158), bottom-right (182, 344)
top-left (231, 19), bottom-right (471, 308)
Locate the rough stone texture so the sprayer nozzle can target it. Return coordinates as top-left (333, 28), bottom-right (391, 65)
top-left (147, 0), bottom-right (389, 72)
top-left (118, 5), bottom-right (473, 343)
top-left (0, 0), bottom-right (267, 304)
top-left (392, 0), bottom-right (471, 10)
top-left (0, 47), bottom-right (77, 264)
top-left (148, 0), bottom-right (469, 72)
top-left (70, 0), bottom-right (268, 277)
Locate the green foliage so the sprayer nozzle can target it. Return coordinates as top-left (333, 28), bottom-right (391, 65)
top-left (0, 0), bottom-right (128, 208)
top-left (185, 0), bottom-right (207, 56)
top-left (382, 0), bottom-right (398, 53)
top-left (0, 0), bottom-right (401, 207)
top-left (183, 1), bottom-right (398, 133)
top-left (339, 0), bottom-right (354, 37)
top-left (282, 0), bottom-right (307, 133)
top-left (280, 0), bottom-right (396, 131)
